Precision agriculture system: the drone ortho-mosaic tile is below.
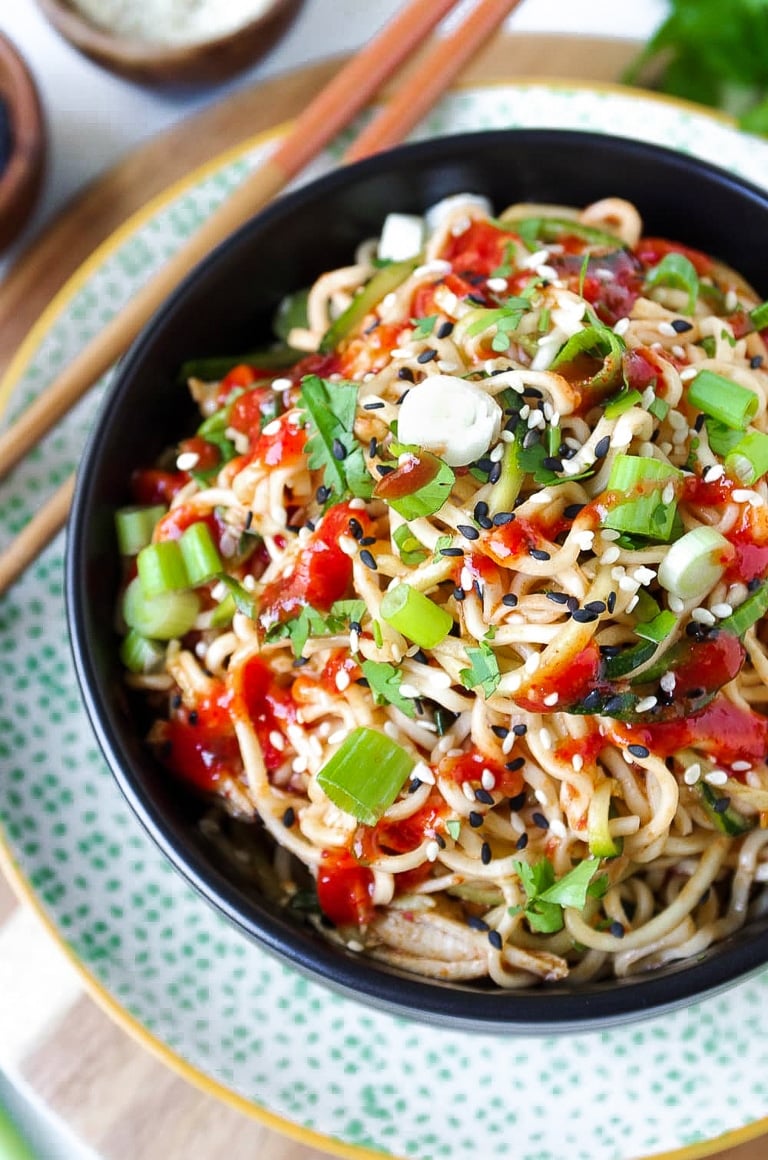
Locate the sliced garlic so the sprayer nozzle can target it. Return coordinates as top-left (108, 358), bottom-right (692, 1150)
top-left (397, 375), bottom-right (502, 467)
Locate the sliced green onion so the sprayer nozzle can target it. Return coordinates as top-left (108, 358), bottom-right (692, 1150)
top-left (550, 324), bottom-right (625, 399)
top-left (705, 417), bottom-right (743, 458)
top-left (717, 580), bottom-right (768, 638)
top-left (647, 395), bottom-right (669, 422)
top-left (645, 253), bottom-right (699, 314)
top-left (209, 593), bottom-right (236, 628)
top-left (319, 256), bottom-right (420, 353)
top-left (316, 726), bottom-right (416, 825)
top-left (122, 576), bottom-right (200, 640)
top-left (635, 609), bottom-right (677, 643)
top-left (120, 629), bottom-right (166, 674)
top-left (698, 781), bottom-right (754, 836)
top-left (657, 526), bottom-right (730, 601)
top-left (604, 387), bottom-right (642, 419)
top-left (724, 429), bottom-right (768, 485)
top-left (115, 505), bottom-right (166, 556)
top-left (602, 638), bottom-right (659, 681)
top-left (392, 524), bottom-right (428, 565)
top-left (489, 438), bottom-right (525, 514)
top-left (688, 369), bottom-right (758, 429)
top-left (137, 540), bottom-right (189, 598)
top-left (750, 301), bottom-right (768, 330)
top-left (602, 455), bottom-right (682, 541)
top-left (380, 584), bottom-right (452, 649)
top-left (179, 522), bottom-right (223, 586)
top-left (587, 780), bottom-right (622, 858)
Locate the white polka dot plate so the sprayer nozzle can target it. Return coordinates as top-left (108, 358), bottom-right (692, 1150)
top-left (3, 82), bottom-right (768, 1160)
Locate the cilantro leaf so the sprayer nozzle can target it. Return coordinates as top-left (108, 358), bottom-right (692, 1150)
top-left (265, 598), bottom-right (366, 658)
top-left (410, 314), bottom-right (438, 339)
top-left (383, 443), bottom-right (455, 520)
top-left (393, 524), bottom-right (429, 565)
top-left (432, 534), bottom-right (453, 562)
top-left (511, 856), bottom-right (606, 934)
top-left (361, 659), bottom-right (416, 718)
top-left (213, 573), bottom-right (256, 618)
top-left (299, 375), bottom-right (373, 505)
top-left (459, 641), bottom-right (500, 698)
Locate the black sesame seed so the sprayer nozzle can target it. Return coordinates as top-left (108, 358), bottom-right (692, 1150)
top-left (522, 429), bottom-right (540, 450)
top-left (671, 319), bottom-right (693, 333)
top-left (437, 320), bottom-right (454, 339)
top-left (304, 520), bottom-right (316, 532)
top-left (749, 576), bottom-right (763, 592)
top-left (348, 517), bottom-right (364, 540)
top-left (750, 355), bottom-right (764, 370)
top-left (316, 484), bottom-right (331, 503)
top-left (687, 687), bottom-right (705, 700)
top-left (368, 436), bottom-right (378, 458)
top-left (332, 437), bottom-right (347, 461)
top-left (417, 348), bottom-right (437, 364)
top-left (523, 387), bottom-right (544, 399)
top-left (412, 649), bottom-right (429, 665)
top-left (627, 743), bottom-right (650, 759)
top-left (566, 595), bottom-right (579, 613)
top-left (409, 777), bottom-right (423, 793)
top-left (363, 400), bottom-right (385, 410)
top-left (467, 293), bottom-right (486, 306)
top-left (582, 690), bottom-right (603, 712)
top-left (376, 464), bottom-right (395, 477)
top-left (359, 549), bottom-right (377, 570)
top-left (398, 366), bottom-right (415, 384)
top-left (244, 510), bottom-right (254, 531)
top-left (491, 724), bottom-right (509, 739)
top-left (508, 791), bottom-right (527, 811)
top-left (563, 503), bottom-right (586, 520)
top-left (492, 511), bottom-right (515, 526)
top-left (594, 435), bottom-right (611, 460)
top-left (467, 915), bottom-right (490, 932)
top-left (453, 586), bottom-right (466, 601)
top-left (476, 457), bottom-right (494, 474)
top-left (713, 796), bottom-right (731, 814)
top-left (396, 389), bottom-right (410, 405)
top-left (473, 578), bottom-right (484, 600)
top-left (505, 757), bottom-right (525, 772)
top-left (546, 591), bottom-right (569, 604)
top-left (350, 621), bottom-right (362, 634)
top-left (571, 608), bottom-right (599, 623)
top-left (359, 536), bottom-right (376, 546)
top-left (501, 593), bottom-right (518, 608)
top-left (435, 833), bottom-right (446, 849)
top-left (475, 787), bottom-right (495, 806)
top-left (282, 807), bottom-right (296, 828)
top-left (355, 677), bottom-right (370, 687)
top-left (542, 456), bottom-right (563, 472)
top-left (584, 600), bottom-right (606, 614)
top-left (529, 548), bottom-right (551, 561)
top-left (188, 710), bottom-right (199, 726)
top-left (474, 500), bottom-right (489, 521)
top-left (609, 920), bottom-right (625, 938)
top-left (606, 591), bottom-right (617, 614)
top-left (440, 546), bottom-right (465, 557)
top-left (515, 832), bottom-right (529, 850)
top-left (457, 524), bottom-right (480, 540)
top-left (532, 812), bottom-right (550, 830)
top-left (481, 841), bottom-right (492, 865)
top-left (603, 695), bottom-right (627, 713)
top-left (293, 656), bottom-right (310, 667)
top-left (171, 693), bottom-right (182, 709)
top-left (488, 930), bottom-right (503, 950)
top-left (488, 461), bottom-right (502, 485)
top-left (469, 811), bottom-right (484, 828)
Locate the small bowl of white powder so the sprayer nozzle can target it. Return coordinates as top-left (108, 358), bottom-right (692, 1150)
top-left (35, 0), bottom-right (304, 86)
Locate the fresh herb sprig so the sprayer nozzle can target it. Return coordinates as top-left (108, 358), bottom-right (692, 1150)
top-left (299, 375), bottom-right (373, 506)
top-left (509, 857), bottom-right (608, 934)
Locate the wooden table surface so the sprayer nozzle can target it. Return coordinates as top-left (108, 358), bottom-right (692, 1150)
top-left (1, 28), bottom-right (768, 1160)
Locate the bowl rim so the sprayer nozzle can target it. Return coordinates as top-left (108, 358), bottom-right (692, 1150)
top-left (67, 126), bottom-right (768, 1032)
top-left (34, 0), bottom-right (301, 64)
top-left (0, 33), bottom-right (46, 252)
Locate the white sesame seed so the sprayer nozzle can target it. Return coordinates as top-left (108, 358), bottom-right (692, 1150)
top-left (572, 754), bottom-right (583, 772)
top-left (535, 788), bottom-right (548, 805)
top-left (611, 565), bottom-right (626, 582)
top-left (658, 321), bottom-right (677, 337)
top-left (668, 595), bottom-right (685, 614)
top-left (349, 629), bottom-right (360, 653)
top-left (502, 731), bottom-right (515, 754)
top-left (425, 840), bottom-right (440, 863)
top-left (732, 760), bottom-right (752, 772)
top-left (660, 672), bottom-right (676, 693)
top-left (490, 443), bottom-right (505, 462)
top-left (524, 653), bottom-right (541, 675)
top-left (691, 607), bottom-right (716, 626)
top-left (662, 482), bottom-right (676, 505)
top-left (601, 529), bottom-right (621, 542)
top-left (194, 640), bottom-right (207, 658)
top-left (481, 768), bottom-right (496, 791)
top-left (703, 464), bottom-right (725, 483)
top-left (528, 489), bottom-right (553, 505)
top-left (412, 760), bottom-right (435, 785)
top-left (619, 575), bottom-right (639, 593)
top-left (543, 692), bottom-right (559, 707)
top-left (501, 429), bottom-right (516, 443)
top-left (600, 546), bottom-right (621, 565)
top-left (633, 566), bottom-right (656, 586)
top-left (635, 695), bottom-right (658, 713)
top-left (549, 819), bottom-right (567, 839)
top-left (292, 755), bottom-right (308, 774)
top-left (539, 727), bottom-right (553, 751)
top-left (349, 497), bottom-right (367, 510)
top-left (346, 940), bottom-right (364, 953)
top-left (262, 418), bottom-right (283, 438)
top-left (683, 763), bottom-right (701, 785)
top-left (710, 602), bottom-right (733, 619)
top-left (613, 317), bottom-right (630, 336)
top-left (680, 366), bottom-right (698, 382)
top-left (487, 277), bottom-right (508, 292)
top-left (732, 488), bottom-right (755, 503)
top-left (447, 748), bottom-right (465, 759)
top-left (460, 566), bottom-right (473, 591)
top-left (704, 769), bottom-right (728, 786)
top-left (335, 670), bottom-right (351, 692)
top-left (383, 721), bottom-right (401, 741)
top-left (242, 572), bottom-right (256, 593)
top-left (271, 377), bottom-right (292, 392)
top-left (725, 289), bottom-right (739, 312)
top-left (519, 404), bottom-right (530, 419)
top-left (176, 451), bottom-right (200, 471)
top-left (574, 530), bottom-right (595, 551)
top-left (269, 730), bottom-right (285, 751)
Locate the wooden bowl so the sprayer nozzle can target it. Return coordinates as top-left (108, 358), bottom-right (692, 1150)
top-left (0, 35), bottom-right (45, 254)
top-left (34, 0), bottom-right (305, 87)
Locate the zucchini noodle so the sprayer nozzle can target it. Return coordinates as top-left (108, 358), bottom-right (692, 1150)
top-left (118, 193), bottom-right (768, 987)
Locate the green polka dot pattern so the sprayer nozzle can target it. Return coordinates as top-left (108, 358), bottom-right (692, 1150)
top-left (2, 87), bottom-right (768, 1160)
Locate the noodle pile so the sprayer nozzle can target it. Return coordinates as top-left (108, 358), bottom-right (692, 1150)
top-left (119, 193), bottom-right (768, 987)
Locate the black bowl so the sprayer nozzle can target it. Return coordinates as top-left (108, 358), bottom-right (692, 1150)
top-left (67, 129), bottom-right (768, 1032)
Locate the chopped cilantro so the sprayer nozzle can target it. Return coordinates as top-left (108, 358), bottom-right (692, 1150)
top-left (459, 641), bottom-right (500, 698)
top-left (360, 659), bottom-right (416, 718)
top-left (410, 314), bottom-right (438, 339)
top-left (509, 857), bottom-right (607, 934)
top-left (265, 598), bottom-right (366, 658)
top-left (299, 374), bottom-right (373, 506)
top-left (212, 573), bottom-right (256, 618)
top-left (393, 524), bottom-right (429, 565)
top-left (432, 534), bottom-right (454, 562)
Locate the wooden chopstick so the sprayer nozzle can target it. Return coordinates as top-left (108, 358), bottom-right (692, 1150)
top-left (0, 0), bottom-right (520, 594)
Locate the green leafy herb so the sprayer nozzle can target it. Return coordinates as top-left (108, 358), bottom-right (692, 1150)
top-left (299, 375), bottom-right (372, 505)
top-left (383, 443), bottom-right (455, 520)
top-left (410, 314), bottom-right (438, 339)
top-left (393, 524), bottom-right (429, 565)
top-left (360, 659), bottom-right (417, 718)
top-left (459, 641), bottom-right (500, 698)
top-left (266, 598), bottom-right (366, 658)
top-left (212, 573), bottom-right (256, 618)
top-left (433, 534), bottom-right (454, 561)
top-left (509, 857), bottom-right (607, 934)
top-left (446, 819), bottom-right (461, 841)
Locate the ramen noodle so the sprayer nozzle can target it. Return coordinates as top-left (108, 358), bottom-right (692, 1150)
top-left (116, 193), bottom-right (768, 987)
